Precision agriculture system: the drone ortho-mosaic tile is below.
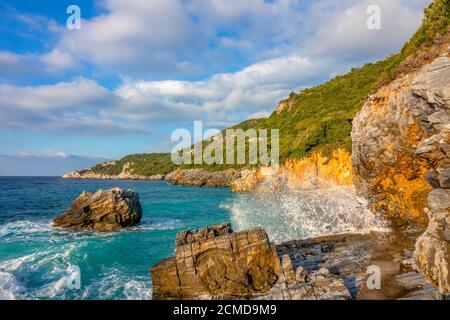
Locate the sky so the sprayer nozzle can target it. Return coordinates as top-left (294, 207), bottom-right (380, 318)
top-left (0, 0), bottom-right (431, 175)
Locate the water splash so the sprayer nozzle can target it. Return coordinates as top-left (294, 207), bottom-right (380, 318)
top-left (227, 186), bottom-right (388, 244)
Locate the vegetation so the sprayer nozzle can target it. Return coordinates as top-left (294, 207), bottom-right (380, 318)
top-left (86, 0), bottom-right (449, 176)
top-left (90, 153), bottom-right (177, 176)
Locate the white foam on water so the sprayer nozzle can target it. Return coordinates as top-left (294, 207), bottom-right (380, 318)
top-left (136, 218), bottom-right (184, 232)
top-left (227, 186), bottom-right (389, 244)
top-left (0, 242), bottom-right (86, 299)
top-left (85, 267), bottom-right (152, 300)
top-left (0, 220), bottom-right (52, 239)
top-left (0, 271), bottom-right (23, 300)
top-left (123, 280), bottom-right (152, 300)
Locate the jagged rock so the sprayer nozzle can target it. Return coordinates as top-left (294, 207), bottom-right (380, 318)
top-left (352, 46), bottom-right (450, 225)
top-left (52, 188), bottom-right (142, 231)
top-left (151, 223), bottom-right (280, 299)
top-left (153, 224), bottom-right (426, 300)
top-left (175, 222), bottom-right (232, 246)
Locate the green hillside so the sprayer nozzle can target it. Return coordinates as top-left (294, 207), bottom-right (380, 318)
top-left (85, 0), bottom-right (449, 176)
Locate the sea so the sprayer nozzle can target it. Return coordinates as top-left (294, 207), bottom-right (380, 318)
top-left (0, 176), bottom-right (387, 300)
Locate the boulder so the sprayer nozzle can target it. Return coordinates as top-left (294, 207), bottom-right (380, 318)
top-left (53, 188), bottom-right (142, 231)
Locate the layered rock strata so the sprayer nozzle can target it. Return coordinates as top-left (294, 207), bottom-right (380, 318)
top-left (151, 223), bottom-right (439, 300)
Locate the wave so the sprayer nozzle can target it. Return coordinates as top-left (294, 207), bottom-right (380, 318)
top-left (227, 186), bottom-right (389, 243)
top-left (83, 267), bottom-right (152, 300)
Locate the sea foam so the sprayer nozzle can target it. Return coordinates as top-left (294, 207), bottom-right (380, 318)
top-left (227, 186), bottom-right (388, 243)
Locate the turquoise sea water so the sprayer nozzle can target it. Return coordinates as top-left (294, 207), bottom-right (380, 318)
top-left (0, 177), bottom-right (388, 300)
top-left (0, 177), bottom-right (235, 300)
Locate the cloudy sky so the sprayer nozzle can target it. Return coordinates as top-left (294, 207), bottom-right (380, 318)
top-left (0, 0), bottom-right (431, 175)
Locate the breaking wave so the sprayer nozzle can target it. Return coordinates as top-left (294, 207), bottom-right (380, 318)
top-left (227, 186), bottom-right (389, 243)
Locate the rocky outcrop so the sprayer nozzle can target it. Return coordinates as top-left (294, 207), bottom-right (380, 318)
top-left (151, 222), bottom-right (439, 300)
top-left (352, 45), bottom-right (450, 226)
top-left (151, 222), bottom-right (280, 299)
top-left (414, 188), bottom-right (450, 297)
top-left (413, 127), bottom-right (450, 296)
top-left (231, 149), bottom-right (353, 192)
top-left (164, 168), bottom-right (242, 187)
top-left (276, 98), bottom-right (294, 114)
top-left (53, 188), bottom-right (143, 231)
top-left (62, 170), bottom-right (163, 180)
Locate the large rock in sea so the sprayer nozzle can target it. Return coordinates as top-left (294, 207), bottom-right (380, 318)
top-left (53, 188), bottom-right (143, 231)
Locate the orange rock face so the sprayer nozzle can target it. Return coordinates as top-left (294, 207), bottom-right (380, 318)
top-left (352, 51), bottom-right (450, 226)
top-left (231, 149), bottom-right (353, 192)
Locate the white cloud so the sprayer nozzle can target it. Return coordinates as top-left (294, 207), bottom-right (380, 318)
top-left (0, 53), bottom-right (332, 133)
top-left (0, 0), bottom-right (433, 138)
top-left (306, 0), bottom-right (431, 60)
top-left (112, 54), bottom-right (330, 124)
top-left (56, 0), bottom-right (200, 75)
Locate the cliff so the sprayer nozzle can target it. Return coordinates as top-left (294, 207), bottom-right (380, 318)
top-left (352, 34), bottom-right (450, 226)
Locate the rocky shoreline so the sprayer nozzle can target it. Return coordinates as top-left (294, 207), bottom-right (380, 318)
top-left (150, 222), bottom-right (441, 300)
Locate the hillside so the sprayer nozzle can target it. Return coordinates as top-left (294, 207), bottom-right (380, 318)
top-left (71, 0), bottom-right (450, 177)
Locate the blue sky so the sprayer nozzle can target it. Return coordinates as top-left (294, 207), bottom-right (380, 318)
top-left (0, 0), bottom-right (431, 175)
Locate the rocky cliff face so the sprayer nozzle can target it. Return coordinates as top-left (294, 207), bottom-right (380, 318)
top-left (352, 45), bottom-right (450, 226)
top-left (352, 40), bottom-right (450, 296)
top-left (231, 149), bottom-right (353, 192)
top-left (53, 188), bottom-right (143, 231)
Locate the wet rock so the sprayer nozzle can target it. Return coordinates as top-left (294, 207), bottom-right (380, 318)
top-left (52, 188), bottom-right (142, 231)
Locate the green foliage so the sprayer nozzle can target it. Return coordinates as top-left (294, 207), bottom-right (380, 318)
top-left (90, 153), bottom-right (177, 176)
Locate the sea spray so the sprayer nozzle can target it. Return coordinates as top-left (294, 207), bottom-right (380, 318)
top-left (227, 186), bottom-right (388, 243)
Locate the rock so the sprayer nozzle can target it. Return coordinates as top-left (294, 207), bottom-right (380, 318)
top-left (439, 168), bottom-right (450, 188)
top-left (53, 188), bottom-right (142, 231)
top-left (151, 225), bottom-right (401, 300)
top-left (428, 189), bottom-right (450, 211)
top-left (352, 46), bottom-right (450, 225)
top-left (175, 222), bottom-right (232, 246)
top-left (164, 168), bottom-right (242, 188)
top-left (425, 172), bottom-right (441, 188)
top-left (295, 266), bottom-right (308, 283)
top-left (400, 258), bottom-right (417, 274)
top-left (150, 224), bottom-right (280, 300)
top-left (414, 231), bottom-right (450, 295)
top-left (63, 170), bottom-right (164, 180)
top-left (281, 255), bottom-right (296, 284)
